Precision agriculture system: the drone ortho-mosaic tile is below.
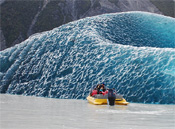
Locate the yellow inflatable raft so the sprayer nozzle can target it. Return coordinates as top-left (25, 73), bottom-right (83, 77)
top-left (87, 94), bottom-right (129, 105)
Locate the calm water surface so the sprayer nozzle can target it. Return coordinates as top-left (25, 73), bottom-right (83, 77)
top-left (0, 94), bottom-right (175, 129)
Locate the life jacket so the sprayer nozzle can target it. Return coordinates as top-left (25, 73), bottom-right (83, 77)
top-left (91, 90), bottom-right (97, 96)
top-left (102, 90), bottom-right (108, 95)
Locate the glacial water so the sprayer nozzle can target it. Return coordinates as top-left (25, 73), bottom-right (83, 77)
top-left (0, 12), bottom-right (175, 104)
top-left (0, 94), bottom-right (175, 129)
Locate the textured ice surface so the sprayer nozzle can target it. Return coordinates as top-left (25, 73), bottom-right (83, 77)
top-left (0, 12), bottom-right (175, 104)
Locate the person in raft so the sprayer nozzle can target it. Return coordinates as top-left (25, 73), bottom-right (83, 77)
top-left (97, 83), bottom-right (106, 94)
top-left (90, 83), bottom-right (107, 96)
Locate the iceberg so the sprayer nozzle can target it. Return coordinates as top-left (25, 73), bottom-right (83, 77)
top-left (0, 12), bottom-right (175, 104)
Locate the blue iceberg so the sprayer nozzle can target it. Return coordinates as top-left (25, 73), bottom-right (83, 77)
top-left (0, 12), bottom-right (175, 104)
